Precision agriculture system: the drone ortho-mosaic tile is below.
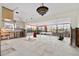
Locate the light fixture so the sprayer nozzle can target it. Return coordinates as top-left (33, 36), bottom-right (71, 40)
top-left (36, 3), bottom-right (49, 16)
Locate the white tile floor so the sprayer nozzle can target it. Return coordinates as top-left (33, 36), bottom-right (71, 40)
top-left (1, 35), bottom-right (79, 56)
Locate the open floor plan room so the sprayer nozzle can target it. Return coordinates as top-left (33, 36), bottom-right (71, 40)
top-left (0, 3), bottom-right (79, 56)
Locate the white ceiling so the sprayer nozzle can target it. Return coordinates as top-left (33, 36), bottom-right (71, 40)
top-left (0, 3), bottom-right (79, 25)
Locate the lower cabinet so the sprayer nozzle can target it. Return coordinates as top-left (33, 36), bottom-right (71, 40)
top-left (14, 32), bottom-right (20, 38)
top-left (14, 30), bottom-right (25, 38)
top-left (1, 29), bottom-right (26, 40)
top-left (9, 32), bottom-right (14, 39)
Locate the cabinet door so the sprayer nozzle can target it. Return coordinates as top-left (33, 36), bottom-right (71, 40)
top-left (76, 28), bottom-right (79, 47)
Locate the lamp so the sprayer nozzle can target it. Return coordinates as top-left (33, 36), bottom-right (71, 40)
top-left (36, 3), bottom-right (49, 16)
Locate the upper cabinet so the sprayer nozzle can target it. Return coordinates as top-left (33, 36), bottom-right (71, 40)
top-left (2, 7), bottom-right (13, 21)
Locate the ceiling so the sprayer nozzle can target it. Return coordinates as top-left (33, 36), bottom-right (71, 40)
top-left (0, 3), bottom-right (79, 25)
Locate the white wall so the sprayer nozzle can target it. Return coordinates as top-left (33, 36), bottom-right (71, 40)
top-left (77, 18), bottom-right (79, 28)
top-left (32, 18), bottom-right (71, 26)
top-left (0, 6), bottom-right (3, 28)
top-left (76, 11), bottom-right (79, 28)
top-left (15, 20), bottom-right (25, 29)
top-left (13, 9), bottom-right (26, 29)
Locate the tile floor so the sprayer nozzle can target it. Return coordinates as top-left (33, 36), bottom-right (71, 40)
top-left (1, 35), bottom-right (79, 56)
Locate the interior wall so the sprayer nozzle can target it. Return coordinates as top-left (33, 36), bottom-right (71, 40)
top-left (0, 6), bottom-right (3, 28)
top-left (77, 12), bottom-right (79, 28)
top-left (15, 21), bottom-right (25, 29)
top-left (13, 10), bottom-right (26, 29)
top-left (32, 18), bottom-right (71, 26)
